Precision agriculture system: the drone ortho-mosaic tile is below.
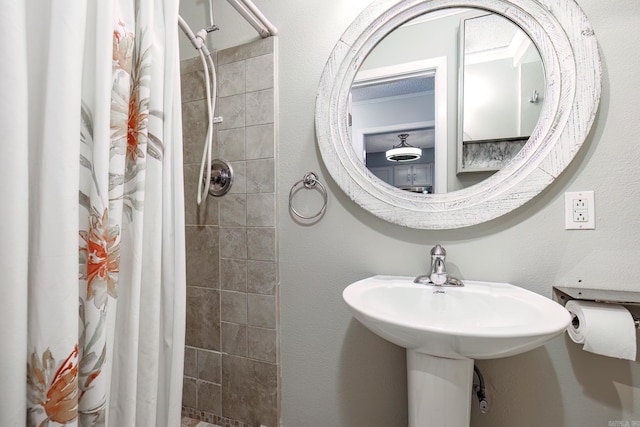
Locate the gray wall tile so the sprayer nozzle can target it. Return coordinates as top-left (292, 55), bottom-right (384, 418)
top-left (218, 127), bottom-right (245, 161)
top-left (181, 70), bottom-right (206, 102)
top-left (246, 159), bottom-right (274, 193)
top-left (221, 322), bottom-right (248, 357)
top-left (186, 287), bottom-right (220, 350)
top-left (182, 377), bottom-right (197, 408)
top-left (247, 261), bottom-right (277, 295)
top-left (184, 346), bottom-right (197, 378)
top-left (247, 227), bottom-right (276, 261)
top-left (222, 355), bottom-right (277, 426)
top-left (246, 124), bottom-right (274, 160)
top-left (197, 380), bottom-right (222, 414)
top-left (218, 94), bottom-right (245, 130)
top-left (197, 350), bottom-right (221, 384)
top-left (185, 226), bottom-right (219, 287)
top-left (221, 290), bottom-right (248, 324)
top-left (180, 56), bottom-right (205, 74)
top-left (247, 294), bottom-right (276, 329)
top-left (218, 60), bottom-right (245, 97)
top-left (219, 227), bottom-right (247, 259)
top-left (182, 99), bottom-right (215, 165)
top-left (247, 327), bottom-right (277, 363)
top-left (227, 161), bottom-right (246, 194)
top-left (219, 194), bottom-right (247, 227)
top-left (220, 258), bottom-right (247, 292)
top-left (247, 193), bottom-right (275, 227)
top-left (245, 89), bottom-right (274, 127)
top-left (246, 54), bottom-right (274, 92)
top-left (217, 38), bottom-right (273, 65)
top-left (184, 166), bottom-right (219, 226)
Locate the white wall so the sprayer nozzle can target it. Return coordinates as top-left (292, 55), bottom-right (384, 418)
top-left (179, 0), bottom-right (640, 425)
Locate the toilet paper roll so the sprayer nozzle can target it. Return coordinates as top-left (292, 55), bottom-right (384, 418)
top-left (566, 300), bottom-right (636, 361)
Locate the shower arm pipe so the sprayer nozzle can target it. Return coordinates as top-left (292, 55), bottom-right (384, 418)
top-left (208, 1), bottom-right (217, 32)
top-left (226, 0), bottom-right (278, 38)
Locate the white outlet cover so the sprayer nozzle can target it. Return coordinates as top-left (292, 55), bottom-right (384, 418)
top-left (565, 191), bottom-right (595, 230)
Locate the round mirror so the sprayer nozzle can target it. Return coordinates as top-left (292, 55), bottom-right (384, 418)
top-left (316, 0), bottom-right (601, 229)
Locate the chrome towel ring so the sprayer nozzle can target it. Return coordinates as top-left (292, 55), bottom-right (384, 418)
top-left (289, 172), bottom-right (327, 221)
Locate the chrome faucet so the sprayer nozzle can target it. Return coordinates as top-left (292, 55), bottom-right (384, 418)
top-left (414, 244), bottom-right (463, 286)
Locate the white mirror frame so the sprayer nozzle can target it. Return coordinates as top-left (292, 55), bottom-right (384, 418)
top-left (316, 0), bottom-right (601, 229)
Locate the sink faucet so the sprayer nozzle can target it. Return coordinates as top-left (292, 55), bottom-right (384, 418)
top-left (414, 244), bottom-right (463, 286)
top-left (429, 245), bottom-right (448, 285)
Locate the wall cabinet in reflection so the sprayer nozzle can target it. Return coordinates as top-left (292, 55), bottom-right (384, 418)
top-left (394, 164), bottom-right (432, 187)
top-left (370, 166), bottom-right (394, 185)
top-left (370, 163), bottom-right (433, 189)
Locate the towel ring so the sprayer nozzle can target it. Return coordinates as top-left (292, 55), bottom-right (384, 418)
top-left (289, 172), bottom-right (328, 220)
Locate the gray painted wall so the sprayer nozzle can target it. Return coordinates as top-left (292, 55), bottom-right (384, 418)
top-left (179, 0), bottom-right (640, 425)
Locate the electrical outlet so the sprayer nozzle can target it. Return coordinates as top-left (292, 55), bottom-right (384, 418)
top-left (565, 191), bottom-right (595, 230)
top-left (573, 198), bottom-right (588, 210)
top-left (573, 210), bottom-right (588, 222)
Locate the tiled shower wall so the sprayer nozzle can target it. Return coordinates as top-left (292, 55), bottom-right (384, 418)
top-left (180, 37), bottom-right (278, 427)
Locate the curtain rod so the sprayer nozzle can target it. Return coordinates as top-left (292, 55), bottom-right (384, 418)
top-left (226, 0), bottom-right (278, 38)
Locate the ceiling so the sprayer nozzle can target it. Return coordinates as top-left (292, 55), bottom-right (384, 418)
top-left (351, 76), bottom-right (434, 102)
top-left (464, 13), bottom-right (519, 54)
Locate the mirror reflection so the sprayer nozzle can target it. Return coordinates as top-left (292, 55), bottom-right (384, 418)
top-left (349, 8), bottom-right (545, 194)
top-left (351, 74), bottom-right (437, 193)
top-left (460, 13), bottom-right (544, 171)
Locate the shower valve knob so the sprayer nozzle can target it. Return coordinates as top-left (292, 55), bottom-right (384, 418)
top-left (206, 159), bottom-right (234, 197)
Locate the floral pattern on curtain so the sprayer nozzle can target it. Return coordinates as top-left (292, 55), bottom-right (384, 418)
top-left (27, 345), bottom-right (79, 426)
top-left (20, 0), bottom-right (185, 426)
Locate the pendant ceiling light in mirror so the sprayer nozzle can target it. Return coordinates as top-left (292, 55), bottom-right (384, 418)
top-left (386, 133), bottom-right (422, 162)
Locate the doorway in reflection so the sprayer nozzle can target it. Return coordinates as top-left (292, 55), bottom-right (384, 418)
top-left (351, 75), bottom-right (436, 194)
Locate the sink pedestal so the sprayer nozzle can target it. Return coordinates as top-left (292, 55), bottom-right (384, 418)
top-left (407, 351), bottom-right (474, 427)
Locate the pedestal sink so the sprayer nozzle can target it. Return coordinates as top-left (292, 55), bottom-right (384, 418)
top-left (343, 275), bottom-right (571, 427)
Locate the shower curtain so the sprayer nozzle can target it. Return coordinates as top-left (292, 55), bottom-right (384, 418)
top-left (0, 0), bottom-right (185, 426)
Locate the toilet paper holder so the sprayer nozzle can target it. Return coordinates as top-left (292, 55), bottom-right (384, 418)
top-left (553, 286), bottom-right (640, 328)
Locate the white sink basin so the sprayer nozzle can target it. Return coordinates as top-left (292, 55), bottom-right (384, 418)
top-left (343, 275), bottom-right (571, 359)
